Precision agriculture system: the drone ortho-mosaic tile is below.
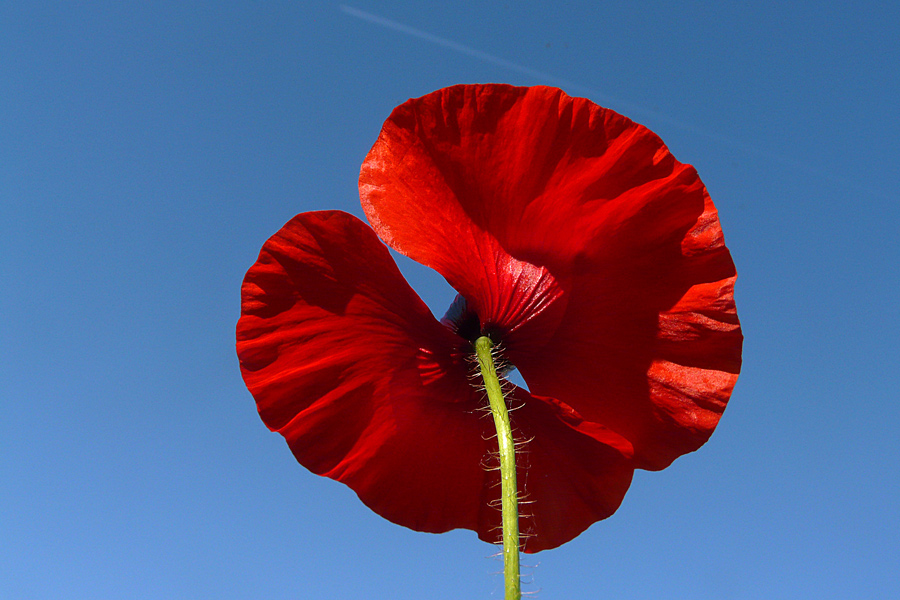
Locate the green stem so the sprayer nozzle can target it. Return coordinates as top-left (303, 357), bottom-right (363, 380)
top-left (474, 335), bottom-right (520, 600)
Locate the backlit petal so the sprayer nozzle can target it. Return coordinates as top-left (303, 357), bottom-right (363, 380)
top-left (237, 211), bottom-right (490, 535)
top-left (360, 84), bottom-right (741, 469)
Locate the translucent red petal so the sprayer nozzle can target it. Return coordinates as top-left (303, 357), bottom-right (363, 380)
top-left (360, 84), bottom-right (742, 469)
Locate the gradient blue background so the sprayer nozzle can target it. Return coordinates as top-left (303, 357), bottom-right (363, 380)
top-left (3, 2), bottom-right (898, 598)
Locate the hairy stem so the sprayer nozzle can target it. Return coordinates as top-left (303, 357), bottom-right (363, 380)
top-left (474, 335), bottom-right (520, 600)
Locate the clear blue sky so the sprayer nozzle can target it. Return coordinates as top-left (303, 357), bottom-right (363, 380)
top-left (2, 2), bottom-right (898, 598)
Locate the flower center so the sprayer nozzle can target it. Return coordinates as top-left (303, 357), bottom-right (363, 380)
top-left (440, 293), bottom-right (517, 375)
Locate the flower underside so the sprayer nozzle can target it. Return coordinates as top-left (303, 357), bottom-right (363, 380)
top-left (237, 84), bottom-right (742, 552)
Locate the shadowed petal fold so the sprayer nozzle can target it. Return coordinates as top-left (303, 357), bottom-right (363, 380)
top-left (516, 200), bottom-right (741, 470)
top-left (505, 389), bottom-right (634, 553)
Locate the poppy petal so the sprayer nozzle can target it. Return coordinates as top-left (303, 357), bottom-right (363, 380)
top-left (505, 389), bottom-right (635, 553)
top-left (515, 197), bottom-right (741, 470)
top-left (237, 210), bottom-right (492, 535)
top-left (360, 84), bottom-right (741, 469)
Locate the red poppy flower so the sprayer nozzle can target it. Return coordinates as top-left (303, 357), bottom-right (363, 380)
top-left (237, 84), bottom-right (742, 552)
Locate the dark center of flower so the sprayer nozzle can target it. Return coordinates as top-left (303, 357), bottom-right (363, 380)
top-left (440, 294), bottom-right (515, 376)
top-left (440, 293), bottom-right (500, 342)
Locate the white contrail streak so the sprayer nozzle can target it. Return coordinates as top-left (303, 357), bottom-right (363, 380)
top-left (341, 6), bottom-right (559, 83)
top-left (339, 5), bottom-right (732, 139)
top-left (340, 6), bottom-right (630, 115)
top-left (339, 5), bottom-right (884, 198)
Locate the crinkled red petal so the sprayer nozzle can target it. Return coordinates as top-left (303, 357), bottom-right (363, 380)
top-left (360, 84), bottom-right (742, 470)
top-left (236, 210), bottom-right (634, 549)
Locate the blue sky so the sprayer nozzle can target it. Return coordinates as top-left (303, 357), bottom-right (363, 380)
top-left (2, 2), bottom-right (898, 598)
